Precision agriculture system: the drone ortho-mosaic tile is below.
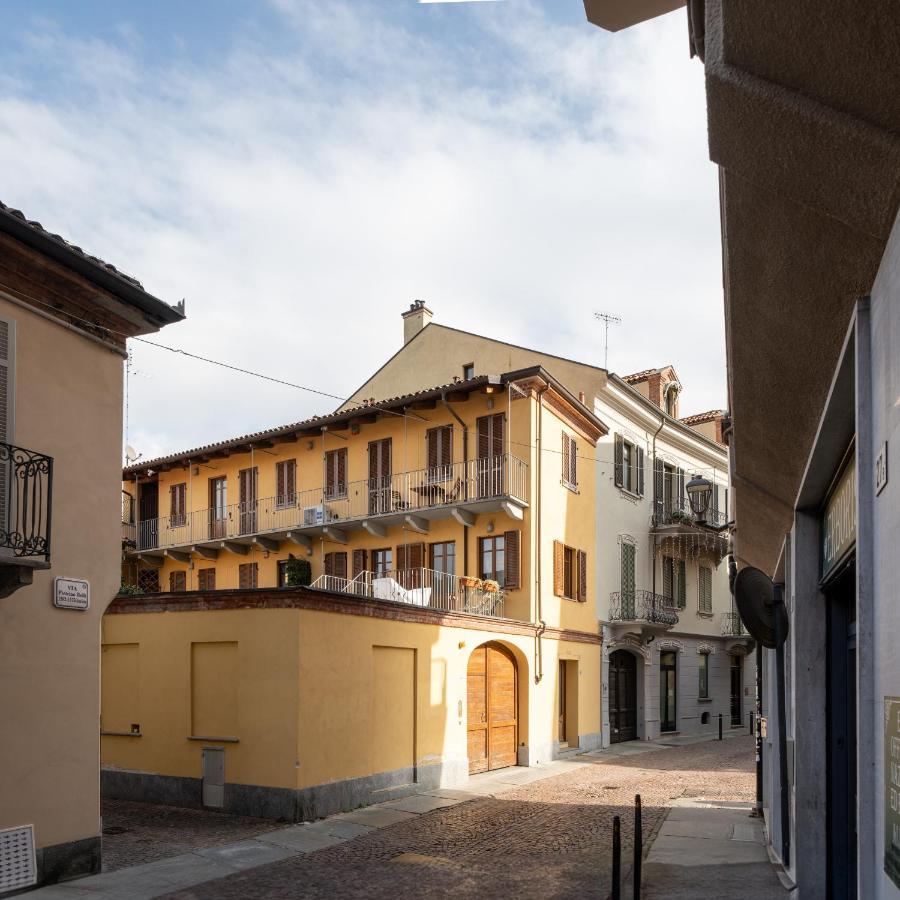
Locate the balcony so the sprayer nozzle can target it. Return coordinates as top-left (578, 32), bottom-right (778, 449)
top-left (0, 442), bottom-right (53, 596)
top-left (652, 496), bottom-right (727, 530)
top-left (722, 612), bottom-right (749, 637)
top-left (130, 454), bottom-right (528, 558)
top-left (607, 590), bottom-right (678, 638)
top-left (310, 567), bottom-right (507, 619)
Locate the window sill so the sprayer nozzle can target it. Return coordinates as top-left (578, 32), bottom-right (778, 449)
top-left (188, 735), bottom-right (239, 744)
top-left (697, 697), bottom-right (713, 704)
top-left (696, 611), bottom-right (713, 619)
top-left (561, 480), bottom-right (579, 494)
top-left (101, 730), bottom-right (142, 738)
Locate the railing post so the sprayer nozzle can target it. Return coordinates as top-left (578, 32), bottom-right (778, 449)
top-left (611, 814), bottom-right (621, 900)
top-left (718, 712), bottom-right (723, 740)
top-left (634, 794), bottom-right (642, 900)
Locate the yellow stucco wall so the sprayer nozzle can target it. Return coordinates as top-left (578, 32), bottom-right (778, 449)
top-left (0, 297), bottom-right (125, 851)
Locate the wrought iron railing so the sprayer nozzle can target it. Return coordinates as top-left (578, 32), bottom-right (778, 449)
top-left (608, 590), bottom-right (678, 627)
top-left (0, 442), bottom-right (52, 561)
top-left (122, 490), bottom-right (136, 546)
top-left (310, 566), bottom-right (506, 619)
top-left (652, 496), bottom-right (727, 529)
top-left (133, 453), bottom-right (528, 552)
top-left (721, 612), bottom-right (748, 636)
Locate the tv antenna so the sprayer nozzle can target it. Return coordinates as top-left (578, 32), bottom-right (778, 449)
top-left (593, 312), bottom-right (621, 370)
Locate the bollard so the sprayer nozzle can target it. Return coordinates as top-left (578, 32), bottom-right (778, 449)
top-left (718, 712), bottom-right (723, 740)
top-left (634, 794), bottom-right (642, 900)
top-left (750, 711), bottom-right (755, 736)
top-left (612, 815), bottom-right (621, 900)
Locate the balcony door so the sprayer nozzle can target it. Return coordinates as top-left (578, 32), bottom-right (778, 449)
top-left (476, 414), bottom-right (504, 498)
top-left (139, 482), bottom-right (159, 549)
top-left (209, 476), bottom-right (227, 539)
top-left (621, 541), bottom-right (636, 618)
top-left (239, 467), bottom-right (258, 534)
top-left (368, 438), bottom-right (392, 515)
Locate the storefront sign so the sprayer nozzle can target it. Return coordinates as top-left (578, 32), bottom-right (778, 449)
top-left (53, 577), bottom-right (90, 611)
top-left (822, 456), bottom-right (856, 579)
top-left (885, 697), bottom-right (900, 889)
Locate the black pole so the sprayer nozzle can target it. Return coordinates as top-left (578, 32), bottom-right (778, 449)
top-left (612, 815), bottom-right (621, 900)
top-left (718, 712), bottom-right (723, 740)
top-left (755, 643), bottom-right (763, 813)
top-left (634, 795), bottom-right (642, 900)
top-left (749, 710), bottom-right (754, 736)
top-left (773, 583), bottom-right (790, 867)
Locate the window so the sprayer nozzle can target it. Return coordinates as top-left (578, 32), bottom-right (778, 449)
top-left (372, 548), bottom-right (393, 578)
top-left (562, 432), bottom-right (578, 490)
top-left (480, 535), bottom-right (506, 587)
top-left (324, 552), bottom-right (347, 580)
top-left (621, 540), bottom-right (636, 600)
top-left (238, 562), bottom-right (258, 589)
top-left (662, 556), bottom-right (674, 602)
top-left (275, 459), bottom-right (297, 508)
top-left (325, 448), bottom-right (348, 500)
top-left (430, 541), bottom-right (456, 577)
top-left (169, 483), bottom-right (186, 527)
top-left (699, 565), bottom-right (712, 615)
top-left (426, 426), bottom-right (453, 482)
top-left (699, 651), bottom-right (709, 699)
top-left (665, 384), bottom-right (679, 417)
top-left (614, 434), bottom-right (644, 496)
top-left (198, 568), bottom-right (216, 591)
top-left (137, 568), bottom-right (160, 593)
top-left (554, 541), bottom-right (587, 602)
top-left (277, 560), bottom-right (289, 587)
top-left (462, 363), bottom-right (475, 381)
top-left (677, 559), bottom-right (686, 609)
top-left (169, 570), bottom-right (186, 592)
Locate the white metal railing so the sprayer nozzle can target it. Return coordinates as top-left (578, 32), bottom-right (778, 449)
top-left (134, 454), bottom-right (528, 552)
top-left (310, 567), bottom-right (506, 618)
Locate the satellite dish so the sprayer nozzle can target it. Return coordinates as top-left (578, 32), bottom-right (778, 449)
top-left (125, 445), bottom-right (140, 463)
top-left (734, 566), bottom-right (789, 649)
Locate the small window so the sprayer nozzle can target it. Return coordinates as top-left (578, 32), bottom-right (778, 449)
top-left (614, 434), bottom-right (644, 496)
top-left (563, 546), bottom-right (575, 599)
top-left (238, 562), bottom-right (258, 589)
top-left (562, 432), bottom-right (578, 491)
top-left (138, 568), bottom-right (160, 593)
top-left (429, 541), bottom-right (456, 577)
top-left (622, 442), bottom-right (632, 492)
top-left (169, 483), bottom-right (187, 527)
top-left (169, 570), bottom-right (187, 593)
top-left (699, 651), bottom-right (709, 699)
top-left (277, 560), bottom-right (289, 587)
top-left (554, 541), bottom-right (588, 602)
top-left (198, 568), bottom-right (216, 591)
top-left (479, 535), bottom-right (506, 587)
top-left (372, 548), bottom-right (393, 578)
top-left (463, 363), bottom-right (475, 381)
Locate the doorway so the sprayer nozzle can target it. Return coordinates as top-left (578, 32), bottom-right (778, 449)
top-left (368, 438), bottom-right (392, 514)
top-left (730, 656), bottom-right (743, 727)
top-left (660, 651), bottom-right (677, 732)
top-left (467, 642), bottom-right (517, 774)
top-left (138, 482), bottom-right (158, 549)
top-left (826, 559), bottom-right (857, 899)
top-left (609, 650), bottom-right (637, 743)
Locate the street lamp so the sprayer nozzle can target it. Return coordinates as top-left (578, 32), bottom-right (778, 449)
top-left (686, 474), bottom-right (713, 523)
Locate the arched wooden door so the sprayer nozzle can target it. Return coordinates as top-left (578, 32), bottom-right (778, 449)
top-left (467, 643), bottom-right (518, 774)
top-left (609, 650), bottom-right (637, 743)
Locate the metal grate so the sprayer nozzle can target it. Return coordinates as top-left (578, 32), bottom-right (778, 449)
top-left (0, 824), bottom-right (36, 892)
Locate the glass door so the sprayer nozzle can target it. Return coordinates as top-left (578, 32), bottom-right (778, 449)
top-left (660, 651), bottom-right (677, 732)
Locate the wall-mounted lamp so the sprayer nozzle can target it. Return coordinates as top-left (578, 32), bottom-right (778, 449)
top-left (486, 521), bottom-right (495, 534)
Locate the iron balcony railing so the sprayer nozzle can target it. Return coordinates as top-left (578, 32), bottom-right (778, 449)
top-left (122, 490), bottom-right (136, 546)
top-left (608, 590), bottom-right (678, 627)
top-left (0, 442), bottom-right (53, 561)
top-left (652, 496), bottom-right (727, 530)
top-left (134, 453), bottom-right (528, 552)
top-left (310, 566), bottom-right (506, 619)
top-left (722, 611), bottom-right (748, 637)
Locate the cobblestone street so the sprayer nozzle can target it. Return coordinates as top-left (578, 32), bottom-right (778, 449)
top-left (155, 735), bottom-right (755, 900)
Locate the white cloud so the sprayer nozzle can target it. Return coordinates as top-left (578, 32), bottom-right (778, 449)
top-left (0, 0), bottom-right (722, 461)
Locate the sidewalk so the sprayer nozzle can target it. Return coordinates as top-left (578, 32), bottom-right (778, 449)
top-left (640, 798), bottom-right (794, 899)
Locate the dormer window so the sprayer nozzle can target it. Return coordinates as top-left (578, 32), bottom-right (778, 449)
top-left (665, 383), bottom-right (679, 417)
top-left (463, 363), bottom-right (475, 381)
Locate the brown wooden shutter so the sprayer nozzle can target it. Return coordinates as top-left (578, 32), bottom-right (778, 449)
top-left (636, 447), bottom-right (645, 496)
top-left (614, 434), bottom-right (624, 487)
top-left (570, 436), bottom-right (578, 487)
top-left (353, 548), bottom-right (367, 577)
top-left (397, 542), bottom-right (424, 570)
top-left (198, 568), bottom-right (215, 591)
top-left (334, 552), bottom-right (347, 579)
top-left (477, 416), bottom-right (490, 459)
top-left (338, 449), bottom-right (347, 493)
top-left (577, 550), bottom-right (587, 602)
top-left (324, 552), bottom-right (335, 578)
top-left (477, 414), bottom-right (504, 459)
top-left (441, 426), bottom-right (452, 468)
top-left (562, 433), bottom-right (571, 484)
top-left (427, 428), bottom-right (439, 470)
top-left (553, 540), bottom-right (565, 597)
top-left (504, 530), bottom-right (520, 590)
top-left (169, 570), bottom-right (186, 592)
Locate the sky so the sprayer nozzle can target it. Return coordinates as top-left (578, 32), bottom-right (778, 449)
top-left (0, 0), bottom-right (723, 461)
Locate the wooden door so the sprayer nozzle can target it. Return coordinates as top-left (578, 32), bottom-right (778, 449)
top-left (139, 482), bottom-right (159, 549)
top-left (558, 660), bottom-right (568, 745)
top-left (209, 477), bottom-right (227, 539)
top-left (609, 650), bottom-right (637, 743)
top-left (368, 439), bottom-right (392, 514)
top-left (476, 414), bottom-right (505, 497)
top-left (239, 467), bottom-right (258, 534)
top-left (467, 643), bottom-right (517, 774)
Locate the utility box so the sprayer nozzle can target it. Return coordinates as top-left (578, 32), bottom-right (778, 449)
top-left (201, 748), bottom-right (225, 809)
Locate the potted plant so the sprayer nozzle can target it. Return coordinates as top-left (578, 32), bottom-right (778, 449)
top-left (482, 579), bottom-right (500, 594)
top-left (460, 575), bottom-right (481, 589)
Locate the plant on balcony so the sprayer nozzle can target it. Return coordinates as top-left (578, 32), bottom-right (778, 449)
top-left (482, 579), bottom-right (500, 594)
top-left (285, 556), bottom-right (312, 587)
top-left (460, 575), bottom-right (482, 589)
top-left (117, 583), bottom-right (142, 596)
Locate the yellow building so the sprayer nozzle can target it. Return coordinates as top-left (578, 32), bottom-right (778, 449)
top-left (107, 365), bottom-right (606, 819)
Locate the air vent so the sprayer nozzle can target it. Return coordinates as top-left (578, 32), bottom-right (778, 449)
top-left (0, 824), bottom-right (36, 892)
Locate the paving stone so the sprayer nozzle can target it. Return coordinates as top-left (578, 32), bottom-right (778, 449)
top-left (256, 826), bottom-right (345, 852)
top-left (195, 839), bottom-right (297, 869)
top-left (379, 794), bottom-right (462, 814)
top-left (330, 806), bottom-right (420, 827)
top-left (660, 820), bottom-right (732, 839)
top-left (303, 819), bottom-right (375, 840)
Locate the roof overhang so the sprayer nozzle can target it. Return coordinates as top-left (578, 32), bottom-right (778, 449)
top-left (583, 0), bottom-right (685, 32)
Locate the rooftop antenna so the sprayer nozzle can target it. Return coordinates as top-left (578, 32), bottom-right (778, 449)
top-left (593, 312), bottom-right (621, 370)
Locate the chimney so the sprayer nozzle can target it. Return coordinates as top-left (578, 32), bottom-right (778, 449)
top-left (402, 300), bottom-right (433, 345)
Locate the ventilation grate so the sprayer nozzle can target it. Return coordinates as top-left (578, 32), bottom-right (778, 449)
top-left (0, 825), bottom-right (36, 892)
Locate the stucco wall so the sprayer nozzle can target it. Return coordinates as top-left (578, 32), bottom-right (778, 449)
top-left (0, 297), bottom-right (124, 854)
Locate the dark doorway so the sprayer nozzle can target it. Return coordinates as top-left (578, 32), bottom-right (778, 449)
top-left (660, 651), bottom-right (677, 732)
top-left (826, 559), bottom-right (857, 899)
top-left (730, 656), bottom-right (743, 727)
top-left (138, 482), bottom-right (158, 549)
top-left (609, 650), bottom-right (637, 743)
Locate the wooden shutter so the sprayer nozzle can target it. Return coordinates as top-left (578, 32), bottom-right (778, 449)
top-left (562, 433), bottom-right (572, 485)
top-left (710, 484), bottom-right (720, 522)
top-left (426, 427), bottom-right (451, 472)
top-left (334, 552), bottom-right (347, 579)
top-left (553, 540), bottom-right (565, 597)
top-left (653, 458), bottom-right (664, 519)
top-left (169, 570), bottom-right (186, 592)
top-left (337, 449), bottom-right (347, 494)
top-left (570, 436), bottom-right (578, 487)
top-left (198, 568), bottom-right (215, 591)
top-left (662, 556), bottom-right (673, 600)
top-left (676, 468), bottom-right (685, 507)
top-left (352, 548), bottom-right (367, 577)
top-left (369, 439), bottom-right (391, 481)
top-left (239, 562), bottom-right (258, 589)
top-left (477, 414), bottom-right (504, 459)
top-left (577, 550), bottom-right (587, 602)
top-left (614, 434), bottom-right (624, 487)
top-left (636, 447), bottom-right (645, 496)
top-left (396, 542), bottom-right (424, 571)
top-left (699, 566), bottom-right (712, 613)
top-left (326, 449), bottom-right (348, 497)
top-left (504, 530), bottom-right (520, 590)
top-left (277, 460), bottom-right (297, 506)
top-left (324, 552), bottom-right (335, 578)
top-left (677, 559), bottom-right (686, 609)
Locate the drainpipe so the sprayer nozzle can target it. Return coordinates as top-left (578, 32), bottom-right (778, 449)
top-left (441, 389), bottom-right (469, 576)
top-left (650, 413), bottom-right (665, 601)
top-left (534, 384), bottom-right (548, 684)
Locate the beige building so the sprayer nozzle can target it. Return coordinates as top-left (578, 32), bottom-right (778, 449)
top-left (0, 200), bottom-right (183, 892)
